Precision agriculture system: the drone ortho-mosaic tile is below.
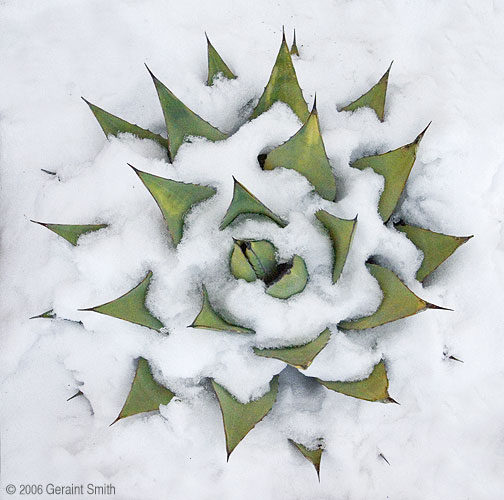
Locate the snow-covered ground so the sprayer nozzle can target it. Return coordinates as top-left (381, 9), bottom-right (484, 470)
top-left (1, 1), bottom-right (503, 499)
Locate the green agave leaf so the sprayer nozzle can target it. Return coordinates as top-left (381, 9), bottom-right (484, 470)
top-left (112, 357), bottom-right (175, 424)
top-left (315, 210), bottom-right (357, 283)
top-left (249, 31), bottom-right (308, 122)
top-left (266, 255), bottom-right (308, 299)
top-left (253, 328), bottom-right (330, 369)
top-left (220, 177), bottom-right (287, 230)
top-left (206, 33), bottom-right (237, 86)
top-left (395, 222), bottom-right (473, 282)
top-left (31, 220), bottom-right (108, 246)
top-left (189, 285), bottom-right (254, 334)
top-left (350, 124), bottom-right (430, 222)
top-left (231, 239), bottom-right (278, 282)
top-left (147, 66), bottom-right (228, 160)
top-left (262, 100), bottom-right (337, 201)
top-left (212, 375), bottom-right (279, 459)
top-left (317, 360), bottom-right (393, 402)
top-left (30, 309), bottom-right (56, 319)
top-left (80, 271), bottom-right (164, 331)
top-left (230, 241), bottom-right (257, 282)
top-left (340, 62), bottom-right (393, 122)
top-left (131, 165), bottom-right (216, 246)
top-left (82, 98), bottom-right (170, 157)
top-left (338, 263), bottom-right (447, 331)
top-left (289, 439), bottom-right (323, 480)
top-left (290, 29), bottom-right (299, 57)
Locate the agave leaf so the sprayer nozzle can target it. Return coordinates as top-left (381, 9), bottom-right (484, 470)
top-left (30, 309), bottom-right (56, 320)
top-left (190, 285), bottom-right (254, 334)
top-left (220, 177), bottom-right (287, 230)
top-left (266, 255), bottom-right (308, 299)
top-left (290, 29), bottom-right (299, 57)
top-left (82, 98), bottom-right (170, 157)
top-left (317, 360), bottom-right (392, 402)
top-left (249, 31), bottom-right (308, 122)
top-left (315, 210), bottom-right (357, 283)
top-left (230, 241), bottom-right (258, 282)
top-left (80, 271), bottom-right (164, 331)
top-left (340, 62), bottom-right (393, 122)
top-left (350, 124), bottom-right (430, 222)
top-left (289, 439), bottom-right (323, 480)
top-left (262, 100), bottom-right (336, 201)
top-left (253, 328), bottom-right (330, 369)
top-left (31, 220), bottom-right (108, 246)
top-left (206, 33), bottom-right (237, 86)
top-left (395, 222), bottom-right (473, 282)
top-left (212, 376), bottom-right (279, 459)
top-left (147, 66), bottom-right (228, 160)
top-left (131, 165), bottom-right (216, 246)
top-left (338, 263), bottom-right (447, 331)
top-left (112, 357), bottom-right (175, 424)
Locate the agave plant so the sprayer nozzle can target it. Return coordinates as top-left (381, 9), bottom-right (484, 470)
top-left (31, 29), bottom-right (471, 480)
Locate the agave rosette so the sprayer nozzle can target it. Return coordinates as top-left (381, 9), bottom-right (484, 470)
top-left (31, 29), bottom-right (471, 478)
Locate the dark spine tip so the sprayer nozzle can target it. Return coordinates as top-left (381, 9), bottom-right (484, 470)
top-left (426, 302), bottom-right (453, 311)
top-left (81, 96), bottom-right (91, 105)
top-left (282, 25), bottom-right (286, 42)
top-left (205, 31), bottom-right (210, 43)
top-left (312, 94), bottom-right (317, 113)
top-left (144, 63), bottom-right (156, 80)
top-left (386, 396), bottom-right (400, 405)
top-left (109, 416), bottom-right (120, 427)
top-left (415, 121), bottom-right (432, 144)
top-left (386, 60), bottom-right (394, 73)
top-left (293, 28), bottom-right (297, 43)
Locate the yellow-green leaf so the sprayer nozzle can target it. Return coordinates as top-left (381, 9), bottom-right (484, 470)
top-left (131, 165), bottom-right (216, 246)
top-left (147, 66), bottom-right (228, 160)
top-left (230, 241), bottom-right (257, 282)
top-left (220, 177), bottom-right (287, 230)
top-left (340, 62), bottom-right (393, 122)
top-left (289, 439), bottom-right (323, 480)
top-left (262, 101), bottom-right (336, 201)
top-left (253, 328), bottom-right (330, 369)
top-left (30, 309), bottom-right (56, 320)
top-left (206, 33), bottom-right (236, 86)
top-left (290, 29), bottom-right (299, 57)
top-left (315, 210), bottom-right (357, 283)
top-left (212, 376), bottom-right (279, 459)
top-left (317, 360), bottom-right (392, 402)
top-left (189, 285), bottom-right (254, 334)
top-left (82, 98), bottom-right (170, 158)
top-left (395, 222), bottom-right (473, 282)
top-left (80, 271), bottom-right (164, 331)
top-left (350, 124), bottom-right (430, 222)
top-left (338, 263), bottom-right (447, 331)
top-left (249, 32), bottom-right (308, 122)
top-left (112, 357), bottom-right (174, 424)
top-left (266, 255), bottom-right (308, 299)
top-left (231, 239), bottom-right (278, 283)
top-left (31, 220), bottom-right (108, 246)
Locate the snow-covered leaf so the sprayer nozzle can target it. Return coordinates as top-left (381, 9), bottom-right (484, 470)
top-left (262, 101), bottom-right (337, 201)
top-left (220, 177), bottom-right (287, 229)
top-left (80, 271), bottom-right (164, 331)
top-left (190, 285), bottom-right (254, 334)
top-left (131, 165), bottom-right (216, 246)
top-left (315, 210), bottom-right (357, 283)
top-left (212, 376), bottom-right (279, 459)
top-left (253, 328), bottom-right (330, 369)
top-left (249, 31), bottom-right (308, 121)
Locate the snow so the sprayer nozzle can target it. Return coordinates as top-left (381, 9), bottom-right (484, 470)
top-left (1, 0), bottom-right (504, 499)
